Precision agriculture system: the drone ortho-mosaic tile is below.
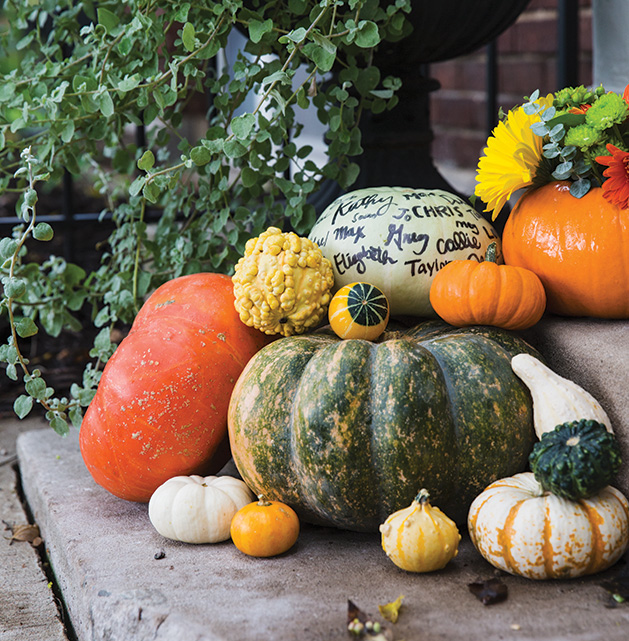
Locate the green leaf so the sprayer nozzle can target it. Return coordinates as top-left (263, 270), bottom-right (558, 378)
top-left (97, 91), bottom-right (114, 117)
top-left (190, 145), bottom-right (212, 166)
top-left (25, 377), bottom-right (46, 399)
top-left (137, 150), bottom-right (155, 171)
top-left (182, 22), bottom-right (196, 52)
top-left (281, 27), bottom-right (307, 43)
top-left (224, 139), bottom-right (248, 159)
top-left (93, 307), bottom-right (110, 328)
top-left (241, 166), bottom-right (257, 188)
top-left (248, 18), bottom-right (273, 44)
top-left (0, 238), bottom-right (18, 262)
top-left (93, 327), bottom-right (112, 355)
top-left (23, 188), bottom-right (38, 208)
top-left (143, 180), bottom-right (161, 203)
top-left (14, 395), bottom-right (33, 419)
top-left (15, 317), bottom-right (38, 338)
top-left (5, 363), bottom-right (17, 381)
top-left (50, 416), bottom-right (69, 436)
top-left (118, 74), bottom-right (142, 92)
top-left (97, 7), bottom-right (120, 33)
top-left (129, 176), bottom-right (146, 197)
top-left (61, 120), bottom-right (75, 143)
top-left (117, 35), bottom-right (133, 57)
top-left (33, 222), bottom-right (54, 241)
top-left (4, 278), bottom-right (26, 299)
top-left (231, 113), bottom-right (255, 140)
top-left (356, 66), bottom-right (381, 95)
top-left (304, 42), bottom-right (336, 73)
top-left (69, 406), bottom-right (83, 428)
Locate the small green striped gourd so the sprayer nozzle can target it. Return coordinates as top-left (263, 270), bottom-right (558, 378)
top-left (328, 282), bottom-right (389, 341)
top-left (529, 419), bottom-right (622, 500)
top-left (228, 320), bottom-right (540, 531)
top-left (468, 472), bottom-right (629, 579)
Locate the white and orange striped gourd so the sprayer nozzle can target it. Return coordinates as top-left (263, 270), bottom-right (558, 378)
top-left (468, 472), bottom-right (629, 580)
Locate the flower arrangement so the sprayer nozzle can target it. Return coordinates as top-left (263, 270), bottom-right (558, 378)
top-left (475, 84), bottom-right (629, 220)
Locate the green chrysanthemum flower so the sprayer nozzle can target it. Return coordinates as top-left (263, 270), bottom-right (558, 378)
top-left (564, 124), bottom-right (603, 151)
top-left (585, 93), bottom-right (629, 131)
top-left (554, 84), bottom-right (603, 111)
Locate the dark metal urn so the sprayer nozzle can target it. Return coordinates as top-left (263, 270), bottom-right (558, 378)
top-left (353, 0), bottom-right (532, 194)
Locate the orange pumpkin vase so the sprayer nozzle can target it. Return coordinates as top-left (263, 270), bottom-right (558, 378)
top-left (429, 242), bottom-right (546, 331)
top-left (502, 181), bottom-right (629, 318)
top-left (79, 273), bottom-right (271, 503)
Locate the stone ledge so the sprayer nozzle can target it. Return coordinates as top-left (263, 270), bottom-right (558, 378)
top-left (16, 428), bottom-right (629, 641)
top-left (14, 314), bottom-right (629, 641)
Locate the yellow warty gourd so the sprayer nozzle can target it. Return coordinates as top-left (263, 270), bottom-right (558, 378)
top-left (233, 227), bottom-right (335, 337)
top-left (511, 353), bottom-right (612, 439)
top-left (379, 489), bottom-right (461, 573)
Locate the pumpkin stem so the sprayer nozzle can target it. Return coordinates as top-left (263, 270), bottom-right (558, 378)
top-left (414, 489), bottom-right (430, 505)
top-left (257, 494), bottom-right (272, 507)
top-left (484, 242), bottom-right (498, 264)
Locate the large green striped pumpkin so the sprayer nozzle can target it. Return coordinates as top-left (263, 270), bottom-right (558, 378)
top-left (228, 320), bottom-right (540, 531)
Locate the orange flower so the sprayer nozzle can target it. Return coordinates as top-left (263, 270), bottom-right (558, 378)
top-left (596, 143), bottom-right (629, 209)
top-left (569, 104), bottom-right (591, 115)
top-left (624, 83), bottom-right (629, 106)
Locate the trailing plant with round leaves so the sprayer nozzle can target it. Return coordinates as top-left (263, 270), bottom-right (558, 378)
top-left (529, 419), bottom-right (622, 500)
top-left (0, 0), bottom-right (412, 433)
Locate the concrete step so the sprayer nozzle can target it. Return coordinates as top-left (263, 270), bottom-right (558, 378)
top-left (0, 418), bottom-right (69, 641)
top-left (12, 315), bottom-right (629, 641)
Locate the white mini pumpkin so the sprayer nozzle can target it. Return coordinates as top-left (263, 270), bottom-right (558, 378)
top-left (148, 475), bottom-right (254, 544)
top-left (468, 472), bottom-right (629, 580)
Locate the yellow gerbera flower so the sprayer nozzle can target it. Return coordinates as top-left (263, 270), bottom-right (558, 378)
top-left (475, 94), bottom-right (554, 220)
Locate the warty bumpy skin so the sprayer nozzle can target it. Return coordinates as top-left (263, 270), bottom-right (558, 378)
top-left (233, 226), bottom-right (335, 336)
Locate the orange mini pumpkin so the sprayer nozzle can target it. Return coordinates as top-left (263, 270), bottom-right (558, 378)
top-left (230, 495), bottom-right (300, 557)
top-left (429, 242), bottom-right (546, 331)
top-left (502, 181), bottom-right (629, 318)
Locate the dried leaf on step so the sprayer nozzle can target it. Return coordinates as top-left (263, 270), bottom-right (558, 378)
top-left (347, 600), bottom-right (394, 640)
top-left (3, 521), bottom-right (42, 546)
top-left (468, 578), bottom-right (508, 605)
top-left (378, 595), bottom-right (404, 623)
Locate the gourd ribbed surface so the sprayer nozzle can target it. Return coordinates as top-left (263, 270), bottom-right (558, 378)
top-left (529, 419), bottom-right (623, 500)
top-left (228, 320), bottom-right (540, 531)
top-left (329, 282), bottom-right (389, 340)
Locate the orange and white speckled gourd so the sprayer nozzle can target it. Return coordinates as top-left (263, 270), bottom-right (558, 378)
top-left (232, 226), bottom-right (335, 336)
top-left (468, 472), bottom-right (629, 579)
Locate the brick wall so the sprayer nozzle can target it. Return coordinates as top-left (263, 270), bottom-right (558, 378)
top-left (429, 0), bottom-right (593, 173)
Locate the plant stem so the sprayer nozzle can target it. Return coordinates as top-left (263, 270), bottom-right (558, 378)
top-left (132, 199), bottom-right (146, 312)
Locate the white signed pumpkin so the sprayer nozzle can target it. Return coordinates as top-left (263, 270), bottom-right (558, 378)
top-left (309, 187), bottom-right (501, 317)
